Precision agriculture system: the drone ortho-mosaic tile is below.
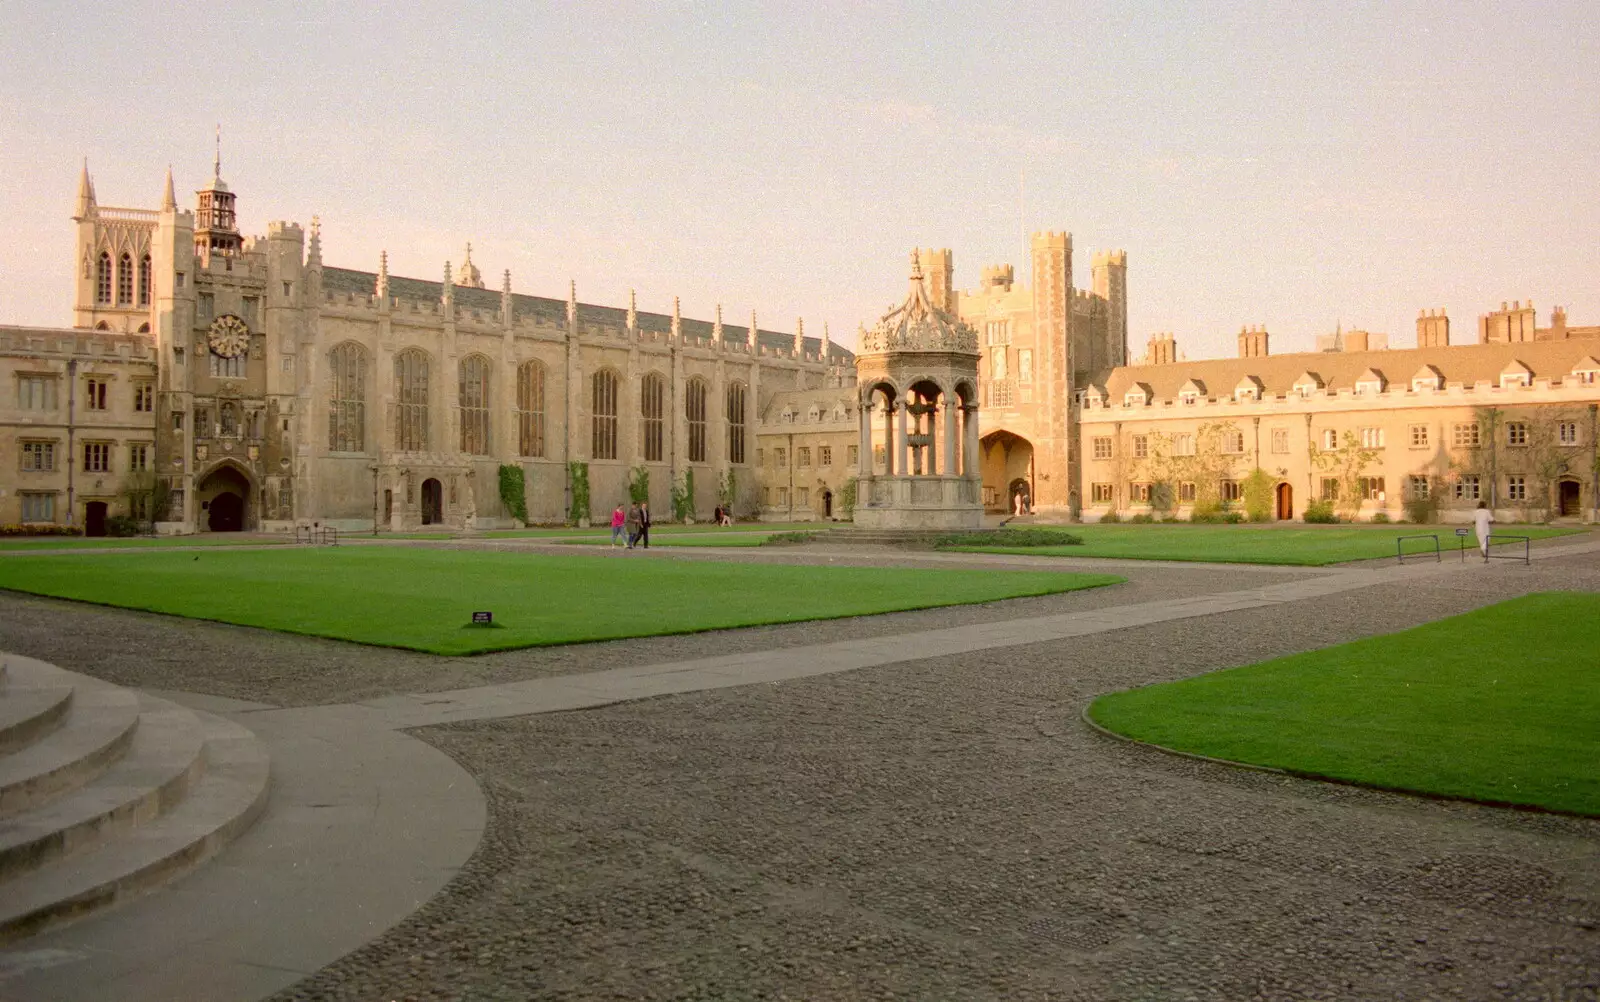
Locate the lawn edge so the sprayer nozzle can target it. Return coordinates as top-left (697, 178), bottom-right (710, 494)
top-left (1078, 700), bottom-right (1600, 821)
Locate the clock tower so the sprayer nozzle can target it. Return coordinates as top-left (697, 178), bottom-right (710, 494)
top-left (194, 131), bottom-right (241, 265)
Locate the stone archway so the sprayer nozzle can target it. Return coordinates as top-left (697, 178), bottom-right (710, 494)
top-left (421, 478), bottom-right (444, 525)
top-left (980, 430), bottom-right (1034, 512)
top-left (1558, 478), bottom-right (1581, 518)
top-left (1276, 482), bottom-right (1294, 521)
top-left (198, 464), bottom-right (252, 532)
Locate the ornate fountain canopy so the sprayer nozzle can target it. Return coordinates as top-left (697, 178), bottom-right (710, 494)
top-left (858, 252), bottom-right (979, 357)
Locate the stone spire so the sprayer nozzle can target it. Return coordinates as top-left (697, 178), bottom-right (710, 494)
top-left (213, 123), bottom-right (222, 182)
top-left (567, 280), bottom-right (577, 328)
top-left (750, 309), bottom-right (759, 353)
top-left (671, 296), bottom-right (682, 339)
top-left (457, 242), bottom-right (483, 288)
top-left (161, 165), bottom-right (176, 212)
top-left (376, 250), bottom-right (389, 300)
top-left (307, 215), bottom-right (322, 266)
top-left (442, 261), bottom-right (454, 307)
top-left (822, 322), bottom-right (831, 360)
top-left (501, 269), bottom-right (513, 325)
top-left (794, 318), bottom-right (804, 356)
top-left (626, 289), bottom-right (638, 332)
top-left (712, 303), bottom-right (724, 346)
top-left (75, 159), bottom-right (95, 218)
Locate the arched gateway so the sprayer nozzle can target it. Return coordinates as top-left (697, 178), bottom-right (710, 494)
top-left (853, 253), bottom-right (983, 530)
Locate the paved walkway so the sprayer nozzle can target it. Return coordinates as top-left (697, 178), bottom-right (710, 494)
top-left (0, 536), bottom-right (1595, 1000)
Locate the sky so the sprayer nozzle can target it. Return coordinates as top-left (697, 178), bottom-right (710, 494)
top-left (0, 1), bottom-right (1595, 361)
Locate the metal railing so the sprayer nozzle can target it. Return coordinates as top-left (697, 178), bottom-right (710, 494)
top-left (1395, 534), bottom-right (1440, 564)
top-left (294, 525), bottom-right (339, 546)
top-left (1483, 533), bottom-right (1530, 565)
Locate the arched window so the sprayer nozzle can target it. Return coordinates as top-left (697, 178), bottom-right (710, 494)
top-left (116, 253), bottom-right (133, 305)
top-left (592, 369), bottom-right (619, 460)
top-left (641, 372), bottom-right (665, 462)
top-left (517, 360), bottom-right (546, 458)
top-left (96, 253), bottom-right (111, 304)
top-left (220, 401), bottom-right (238, 437)
top-left (726, 381), bottom-right (747, 464)
top-left (686, 378), bottom-right (707, 463)
top-left (138, 254), bottom-right (151, 307)
top-left (458, 355), bottom-right (491, 455)
top-left (328, 342), bottom-right (367, 452)
top-left (395, 349), bottom-right (430, 451)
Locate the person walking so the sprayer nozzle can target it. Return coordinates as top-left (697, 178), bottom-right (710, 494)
top-left (638, 500), bottom-right (652, 549)
top-left (625, 502), bottom-right (643, 549)
top-left (1474, 500), bottom-right (1494, 558)
top-left (610, 504), bottom-right (626, 547)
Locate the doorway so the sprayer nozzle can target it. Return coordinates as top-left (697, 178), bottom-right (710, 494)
top-left (1559, 478), bottom-right (1581, 517)
top-left (1008, 478), bottom-right (1032, 515)
top-left (421, 478), bottom-right (443, 525)
top-left (822, 489), bottom-right (833, 519)
top-left (1275, 482), bottom-right (1293, 520)
top-left (197, 464), bottom-right (251, 532)
top-left (208, 492), bottom-right (244, 531)
top-left (384, 489), bottom-right (393, 524)
top-left (84, 501), bottom-right (108, 537)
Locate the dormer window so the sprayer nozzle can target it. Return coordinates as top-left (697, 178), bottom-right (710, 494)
top-left (1570, 357), bottom-right (1600, 385)
top-left (1179, 391), bottom-right (1198, 405)
top-left (1500, 361), bottom-right (1532, 389)
top-left (807, 405), bottom-right (820, 423)
top-left (1234, 376), bottom-right (1262, 402)
top-left (1354, 369), bottom-right (1386, 395)
top-left (1411, 365), bottom-right (1443, 392)
top-left (1123, 390), bottom-right (1147, 408)
top-left (1291, 371), bottom-right (1323, 399)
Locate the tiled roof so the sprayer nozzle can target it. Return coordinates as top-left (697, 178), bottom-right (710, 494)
top-left (320, 266), bottom-right (855, 362)
top-left (1095, 334), bottom-right (1600, 401)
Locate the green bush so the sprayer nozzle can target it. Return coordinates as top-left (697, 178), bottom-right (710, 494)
top-left (1303, 499), bottom-right (1339, 523)
top-left (1370, 511), bottom-right (1391, 524)
top-left (628, 466), bottom-right (650, 505)
top-left (839, 477), bottom-right (857, 521)
top-left (1403, 487), bottom-right (1441, 524)
top-left (105, 515), bottom-right (143, 537)
top-left (762, 530), bottom-right (817, 546)
top-left (936, 528), bottom-right (1083, 549)
top-left (1242, 469), bottom-right (1276, 522)
top-left (497, 464), bottom-right (529, 525)
top-left (567, 461), bottom-right (590, 525)
top-left (1097, 511), bottom-right (1121, 523)
top-left (1128, 513), bottom-right (1155, 524)
top-left (0, 524), bottom-right (82, 536)
top-left (671, 469), bottom-right (696, 522)
top-left (1191, 509), bottom-right (1244, 524)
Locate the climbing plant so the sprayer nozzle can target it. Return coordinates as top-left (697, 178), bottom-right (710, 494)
top-left (497, 464), bottom-right (528, 525)
top-left (628, 466), bottom-right (650, 504)
top-left (567, 461), bottom-right (590, 525)
top-left (671, 469), bottom-right (696, 522)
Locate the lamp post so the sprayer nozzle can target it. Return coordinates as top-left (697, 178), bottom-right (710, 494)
top-left (369, 464), bottom-right (380, 536)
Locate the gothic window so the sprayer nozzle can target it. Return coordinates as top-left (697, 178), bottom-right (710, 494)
top-left (592, 369), bottom-right (619, 460)
top-left (641, 372), bottom-right (665, 462)
top-left (116, 253), bottom-right (133, 305)
top-left (517, 360), bottom-right (546, 458)
top-left (685, 378), bottom-right (707, 463)
top-left (458, 355), bottom-right (491, 455)
top-left (395, 349), bottom-right (430, 451)
top-left (138, 254), bottom-right (151, 307)
top-left (726, 381), bottom-right (747, 464)
top-left (96, 252), bottom-right (111, 304)
top-left (210, 349), bottom-right (246, 378)
top-left (328, 342), bottom-right (366, 452)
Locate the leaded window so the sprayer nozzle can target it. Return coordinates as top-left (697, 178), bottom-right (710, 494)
top-left (138, 254), bottom-right (151, 307)
top-left (395, 349), bottom-right (430, 451)
top-left (726, 382), bottom-right (747, 464)
top-left (96, 253), bottom-right (111, 304)
top-left (592, 369), bottom-right (619, 460)
top-left (640, 372), bottom-right (666, 462)
top-left (117, 254), bottom-right (133, 305)
top-left (458, 355), bottom-right (491, 455)
top-left (686, 378), bottom-right (707, 463)
top-left (517, 360), bottom-right (546, 458)
top-left (328, 342), bottom-right (366, 452)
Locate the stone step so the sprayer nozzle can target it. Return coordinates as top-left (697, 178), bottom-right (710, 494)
top-left (0, 694), bottom-right (206, 882)
top-left (0, 709), bottom-right (270, 943)
top-left (0, 685), bottom-right (73, 756)
top-left (0, 684), bottom-right (140, 818)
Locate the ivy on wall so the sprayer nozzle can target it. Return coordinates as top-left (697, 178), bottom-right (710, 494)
top-left (568, 461), bottom-right (590, 525)
top-left (498, 464), bottom-right (529, 525)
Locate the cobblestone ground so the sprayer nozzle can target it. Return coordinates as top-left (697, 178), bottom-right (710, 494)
top-left (262, 562), bottom-right (1599, 1002)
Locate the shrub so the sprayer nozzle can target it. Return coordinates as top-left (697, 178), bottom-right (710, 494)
top-left (762, 531), bottom-right (817, 546)
top-left (567, 461), bottom-right (590, 525)
top-left (1303, 499), bottom-right (1339, 523)
top-left (1370, 511), bottom-right (1391, 524)
top-left (839, 477), bottom-right (857, 521)
top-left (104, 515), bottom-right (143, 537)
top-left (671, 469), bottom-right (696, 522)
top-left (936, 527), bottom-right (1083, 549)
top-left (1191, 509), bottom-right (1244, 524)
top-left (1097, 511), bottom-right (1121, 524)
top-left (1242, 468), bottom-right (1276, 522)
top-left (0, 524), bottom-right (82, 536)
top-left (1128, 513), bottom-right (1155, 524)
top-left (1403, 487), bottom-right (1441, 525)
top-left (628, 466), bottom-right (650, 505)
top-left (497, 464), bottom-right (529, 525)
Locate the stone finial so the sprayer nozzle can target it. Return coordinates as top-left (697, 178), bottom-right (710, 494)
top-left (795, 317), bottom-right (804, 355)
top-left (213, 123), bottom-right (222, 181)
top-left (671, 296), bottom-right (682, 339)
top-left (627, 289), bottom-right (638, 332)
top-left (502, 268), bottom-right (512, 295)
top-left (567, 280), bottom-right (577, 327)
top-left (750, 309), bottom-right (759, 352)
top-left (712, 303), bottom-right (724, 346)
top-left (442, 261), bottom-right (454, 305)
top-left (307, 215), bottom-right (322, 265)
top-left (76, 158), bottom-right (95, 217)
top-left (161, 165), bottom-right (176, 212)
top-left (822, 321), bottom-right (831, 359)
top-left (501, 269), bottom-right (513, 325)
top-left (376, 250), bottom-right (389, 299)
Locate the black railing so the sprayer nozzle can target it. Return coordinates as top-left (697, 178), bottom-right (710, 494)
top-left (1484, 533), bottom-right (1530, 565)
top-left (294, 525), bottom-right (339, 546)
top-left (1395, 534), bottom-right (1440, 564)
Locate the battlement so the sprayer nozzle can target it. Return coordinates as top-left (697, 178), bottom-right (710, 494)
top-left (0, 325), bottom-right (158, 361)
top-left (1030, 230), bottom-right (1071, 247)
top-left (266, 220), bottom-right (304, 238)
top-left (979, 264), bottom-right (1014, 290)
top-left (1091, 249), bottom-right (1127, 268)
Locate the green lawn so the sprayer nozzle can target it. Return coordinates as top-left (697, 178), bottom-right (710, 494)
top-left (558, 533), bottom-right (773, 548)
top-left (0, 548), bottom-right (1121, 655)
top-left (0, 535), bottom-right (290, 551)
top-left (945, 523), bottom-right (1583, 566)
top-left (384, 522), bottom-right (816, 541)
top-left (1088, 593), bottom-right (1600, 816)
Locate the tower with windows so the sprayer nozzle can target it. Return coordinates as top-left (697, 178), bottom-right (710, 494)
top-left (71, 160), bottom-right (157, 332)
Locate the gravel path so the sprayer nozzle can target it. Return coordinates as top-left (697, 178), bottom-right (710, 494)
top-left (266, 560), bottom-right (1600, 1001)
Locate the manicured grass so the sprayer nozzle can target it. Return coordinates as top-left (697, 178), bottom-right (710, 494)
top-left (384, 522), bottom-right (816, 541)
top-left (1088, 593), bottom-right (1600, 816)
top-left (559, 533), bottom-right (773, 548)
top-left (0, 548), bottom-right (1122, 655)
top-left (0, 535), bottom-right (290, 551)
top-left (945, 523), bottom-right (1582, 566)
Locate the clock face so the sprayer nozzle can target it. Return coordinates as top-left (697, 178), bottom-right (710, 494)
top-left (208, 314), bottom-right (250, 359)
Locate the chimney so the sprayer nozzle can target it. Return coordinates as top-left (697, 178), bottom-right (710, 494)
top-left (1237, 324), bottom-right (1270, 358)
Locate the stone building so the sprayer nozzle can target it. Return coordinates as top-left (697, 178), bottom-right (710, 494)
top-left (0, 159), bottom-right (853, 531)
top-left (1079, 305), bottom-right (1600, 523)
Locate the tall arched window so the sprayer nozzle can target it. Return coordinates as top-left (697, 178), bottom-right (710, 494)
top-left (592, 369), bottom-right (619, 460)
top-left (726, 381), bottom-right (747, 464)
top-left (96, 253), bottom-right (111, 304)
top-left (138, 254), bottom-right (151, 307)
top-left (517, 360), bottom-right (546, 458)
top-left (458, 355), bottom-right (491, 455)
top-left (328, 342), bottom-right (367, 452)
top-left (395, 349), bottom-right (430, 451)
top-left (686, 378), bottom-right (707, 463)
top-left (116, 253), bottom-right (133, 305)
top-left (641, 372), bottom-right (665, 462)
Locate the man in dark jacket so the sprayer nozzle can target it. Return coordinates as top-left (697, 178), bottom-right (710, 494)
top-left (638, 501), bottom-right (652, 548)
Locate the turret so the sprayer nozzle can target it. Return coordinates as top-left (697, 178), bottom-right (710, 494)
top-left (74, 159), bottom-right (96, 219)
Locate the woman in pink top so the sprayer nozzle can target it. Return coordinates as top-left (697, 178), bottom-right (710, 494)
top-left (610, 505), bottom-right (626, 547)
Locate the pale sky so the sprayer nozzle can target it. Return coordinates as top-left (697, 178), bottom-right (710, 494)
top-left (1, 1), bottom-right (1595, 361)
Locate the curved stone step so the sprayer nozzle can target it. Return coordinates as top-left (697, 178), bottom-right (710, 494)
top-left (0, 694), bottom-right (206, 881)
top-left (0, 685), bottom-right (140, 818)
top-left (0, 685), bottom-right (73, 756)
top-left (0, 709), bottom-right (270, 942)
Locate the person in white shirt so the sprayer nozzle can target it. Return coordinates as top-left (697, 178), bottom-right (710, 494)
top-left (1474, 501), bottom-right (1494, 557)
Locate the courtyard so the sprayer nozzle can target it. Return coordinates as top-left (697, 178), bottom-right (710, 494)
top-left (0, 533), bottom-right (1595, 1000)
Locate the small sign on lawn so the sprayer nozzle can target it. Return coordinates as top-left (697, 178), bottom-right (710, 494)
top-left (471, 611), bottom-right (493, 625)
top-left (1455, 528), bottom-right (1471, 537)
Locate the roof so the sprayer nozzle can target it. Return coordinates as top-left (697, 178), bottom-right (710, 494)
top-left (1095, 335), bottom-right (1600, 401)
top-left (321, 266), bottom-right (854, 362)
